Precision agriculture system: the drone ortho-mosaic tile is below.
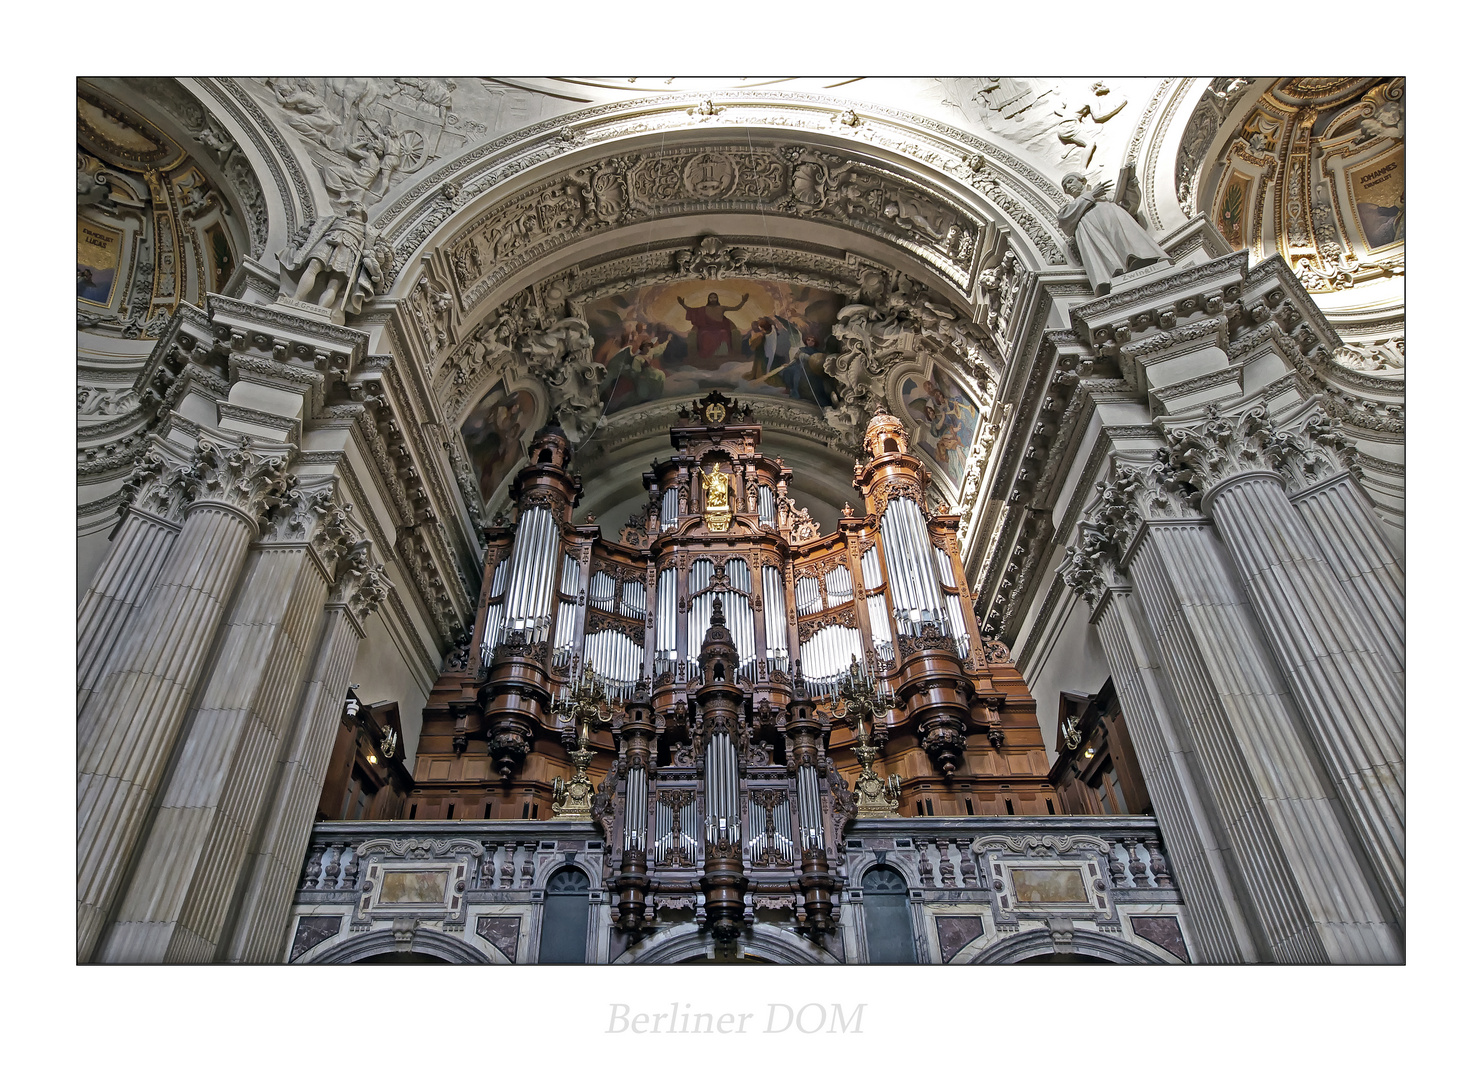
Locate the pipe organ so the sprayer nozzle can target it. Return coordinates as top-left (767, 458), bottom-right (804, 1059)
top-left (413, 394), bottom-right (1053, 947)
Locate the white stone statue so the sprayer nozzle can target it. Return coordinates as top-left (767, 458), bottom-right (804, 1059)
top-left (1057, 172), bottom-right (1170, 296)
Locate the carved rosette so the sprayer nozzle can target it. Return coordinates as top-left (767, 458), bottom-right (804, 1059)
top-left (181, 435), bottom-right (292, 532)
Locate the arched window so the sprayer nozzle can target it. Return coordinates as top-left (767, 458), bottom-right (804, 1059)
top-left (883, 437), bottom-right (899, 454)
top-left (861, 865), bottom-right (917, 963)
top-left (538, 867), bottom-right (590, 964)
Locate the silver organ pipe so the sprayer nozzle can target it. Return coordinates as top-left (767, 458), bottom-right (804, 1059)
top-left (686, 560), bottom-right (714, 680)
top-left (493, 505), bottom-right (560, 644)
top-left (860, 543), bottom-right (884, 589)
top-left (561, 553), bottom-right (582, 595)
top-left (654, 795), bottom-right (698, 864)
top-left (704, 732), bottom-right (741, 846)
top-left (625, 766), bottom-right (646, 851)
top-left (795, 575), bottom-right (823, 616)
top-left (481, 557), bottom-right (511, 659)
top-left (589, 569), bottom-right (616, 611)
top-left (655, 567), bottom-right (678, 678)
top-left (723, 558), bottom-right (757, 682)
top-left (935, 546), bottom-right (970, 656)
top-left (758, 485), bottom-right (776, 526)
top-left (881, 496), bottom-right (948, 636)
top-left (795, 764), bottom-right (824, 851)
top-left (552, 602), bottom-right (579, 668)
top-left (747, 793), bottom-right (794, 863)
top-left (762, 566), bottom-right (789, 672)
top-left (800, 624), bottom-right (864, 697)
top-left (581, 629), bottom-right (642, 700)
top-left (550, 554), bottom-right (583, 668)
top-left (660, 487), bottom-right (679, 530)
top-left (621, 580), bottom-right (646, 620)
top-left (823, 564), bottom-right (853, 608)
top-left (867, 593), bottom-right (894, 664)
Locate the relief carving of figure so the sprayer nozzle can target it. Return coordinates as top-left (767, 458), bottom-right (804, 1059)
top-left (1057, 172), bottom-right (1169, 296)
top-left (882, 189), bottom-right (952, 242)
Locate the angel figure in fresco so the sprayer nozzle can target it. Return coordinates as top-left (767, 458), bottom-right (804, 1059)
top-left (675, 291), bottom-right (749, 362)
top-left (746, 315), bottom-right (803, 382)
top-left (907, 379), bottom-right (973, 480)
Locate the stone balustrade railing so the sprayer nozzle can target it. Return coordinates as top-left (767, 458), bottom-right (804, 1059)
top-left (285, 815), bottom-right (1192, 964)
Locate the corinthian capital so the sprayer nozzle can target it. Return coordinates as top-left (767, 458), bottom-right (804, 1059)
top-left (1059, 455), bottom-right (1196, 607)
top-left (1265, 411), bottom-right (1363, 491)
top-left (182, 435), bottom-right (292, 530)
top-left (327, 537), bottom-right (391, 624)
top-left (118, 442), bottom-right (190, 524)
top-left (346, 562), bottom-right (392, 624)
top-left (1165, 404), bottom-right (1278, 494)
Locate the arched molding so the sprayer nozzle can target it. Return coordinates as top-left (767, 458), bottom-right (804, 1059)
top-left (87, 77), bottom-right (292, 268)
top-left (300, 926), bottom-right (494, 964)
top-left (612, 920), bottom-right (840, 965)
top-left (367, 92), bottom-right (1073, 287)
top-left (531, 855), bottom-right (606, 893)
top-left (970, 927), bottom-right (1169, 965)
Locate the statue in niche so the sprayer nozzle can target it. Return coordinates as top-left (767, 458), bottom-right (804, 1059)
top-left (1057, 171), bottom-right (1170, 296)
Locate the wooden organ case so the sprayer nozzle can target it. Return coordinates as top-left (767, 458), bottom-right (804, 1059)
top-left (409, 394), bottom-right (1052, 946)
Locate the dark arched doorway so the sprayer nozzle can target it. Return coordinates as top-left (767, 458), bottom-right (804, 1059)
top-left (538, 867), bottom-right (591, 963)
top-left (861, 865), bottom-right (917, 963)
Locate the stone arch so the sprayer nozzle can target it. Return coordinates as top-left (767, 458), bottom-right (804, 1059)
top-left (970, 927), bottom-right (1169, 965)
top-left (532, 853), bottom-right (605, 892)
top-left (612, 921), bottom-right (840, 965)
top-left (376, 95), bottom-right (1070, 301)
top-left (302, 927), bottom-right (494, 965)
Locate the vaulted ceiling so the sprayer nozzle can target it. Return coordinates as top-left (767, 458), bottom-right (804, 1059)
top-left (79, 76), bottom-right (1406, 582)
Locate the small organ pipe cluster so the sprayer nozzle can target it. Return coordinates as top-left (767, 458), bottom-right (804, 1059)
top-left (409, 393), bottom-right (1056, 946)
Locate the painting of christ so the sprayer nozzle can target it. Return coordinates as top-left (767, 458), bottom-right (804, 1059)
top-left (584, 278), bottom-right (845, 414)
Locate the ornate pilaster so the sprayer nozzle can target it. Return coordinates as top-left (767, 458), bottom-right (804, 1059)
top-left (96, 479), bottom-right (361, 963)
top-left (1269, 412), bottom-right (1403, 676)
top-left (77, 432), bottom-right (292, 962)
top-left (1059, 451), bottom-right (1401, 962)
top-left (222, 538), bottom-right (391, 963)
top-left (77, 439), bottom-right (192, 717)
top-left (1166, 405), bottom-right (1405, 924)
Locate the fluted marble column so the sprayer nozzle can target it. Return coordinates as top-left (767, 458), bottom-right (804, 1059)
top-left (1061, 458), bottom-right (1401, 963)
top-left (1289, 472), bottom-right (1404, 676)
top-left (221, 566), bottom-right (388, 963)
top-left (1171, 408), bottom-right (1405, 922)
top-left (77, 435), bottom-right (290, 962)
top-left (77, 442), bottom-right (188, 717)
top-left (96, 488), bottom-right (366, 962)
top-left (1084, 581), bottom-right (1255, 963)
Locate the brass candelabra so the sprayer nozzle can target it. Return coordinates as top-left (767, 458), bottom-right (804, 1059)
top-left (550, 662), bottom-right (621, 819)
top-left (825, 656), bottom-right (903, 817)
